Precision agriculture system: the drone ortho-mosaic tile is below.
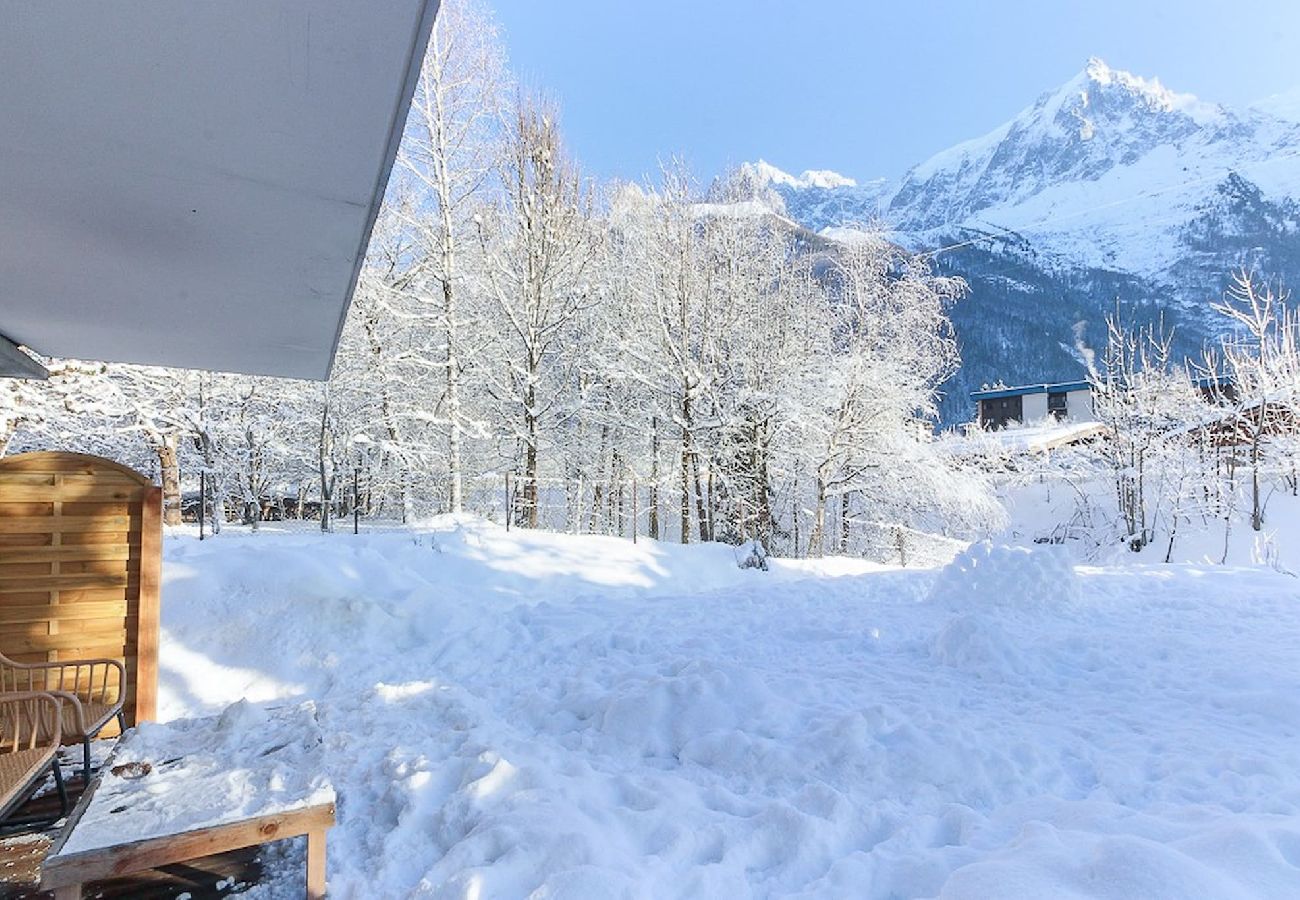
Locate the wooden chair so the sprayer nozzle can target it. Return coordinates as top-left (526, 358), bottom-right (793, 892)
top-left (0, 692), bottom-right (67, 824)
top-left (0, 654), bottom-right (125, 783)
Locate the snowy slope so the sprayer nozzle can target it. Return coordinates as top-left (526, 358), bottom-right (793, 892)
top-left (1253, 85), bottom-right (1300, 123)
top-left (158, 518), bottom-right (1300, 898)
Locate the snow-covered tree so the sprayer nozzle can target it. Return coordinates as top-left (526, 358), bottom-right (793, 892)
top-left (390, 0), bottom-right (506, 513)
top-left (476, 97), bottom-right (599, 528)
top-left (793, 232), bottom-right (965, 555)
top-left (1210, 270), bottom-right (1300, 532)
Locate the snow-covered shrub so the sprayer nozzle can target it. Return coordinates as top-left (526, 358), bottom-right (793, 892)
top-left (737, 539), bottom-right (769, 571)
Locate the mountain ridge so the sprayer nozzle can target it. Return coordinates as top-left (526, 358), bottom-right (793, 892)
top-left (733, 59), bottom-right (1300, 422)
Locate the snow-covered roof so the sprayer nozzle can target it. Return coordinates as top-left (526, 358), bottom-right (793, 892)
top-left (981, 420), bottom-right (1107, 453)
top-left (0, 2), bottom-right (439, 380)
top-left (970, 380), bottom-right (1091, 400)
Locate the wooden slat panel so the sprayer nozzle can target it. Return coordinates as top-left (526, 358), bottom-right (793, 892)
top-left (0, 545), bottom-right (134, 564)
top-left (5, 652), bottom-right (53, 664)
top-left (60, 502), bottom-right (136, 517)
top-left (39, 559), bottom-right (130, 577)
top-left (0, 452), bottom-right (159, 737)
top-left (0, 484), bottom-right (145, 502)
top-left (0, 601), bottom-right (129, 623)
top-left (40, 588), bottom-right (132, 604)
top-left (0, 472), bottom-right (57, 486)
top-left (7, 631), bottom-right (127, 653)
top-left (0, 573), bottom-right (129, 591)
top-left (0, 514), bottom-right (139, 534)
top-left (0, 562), bottom-right (54, 577)
top-left (0, 558), bottom-right (130, 579)
top-left (0, 455), bottom-right (149, 480)
top-left (0, 533), bottom-right (54, 547)
top-left (0, 502), bottom-right (57, 517)
top-left (0, 618), bottom-right (128, 640)
top-left (60, 530), bottom-right (141, 545)
top-left (0, 472), bottom-right (135, 485)
top-left (0, 591), bottom-right (57, 605)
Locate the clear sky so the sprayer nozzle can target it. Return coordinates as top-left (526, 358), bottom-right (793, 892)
top-left (489, 0), bottom-right (1300, 184)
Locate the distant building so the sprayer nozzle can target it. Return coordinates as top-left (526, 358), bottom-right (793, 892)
top-left (970, 380), bottom-right (1094, 430)
top-left (1194, 375), bottom-right (1237, 405)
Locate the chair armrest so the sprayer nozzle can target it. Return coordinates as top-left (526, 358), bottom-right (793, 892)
top-left (0, 692), bottom-right (63, 752)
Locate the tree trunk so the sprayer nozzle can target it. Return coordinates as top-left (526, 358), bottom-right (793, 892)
top-left (157, 432), bottom-right (182, 526)
top-left (319, 392), bottom-right (334, 533)
top-left (809, 475), bottom-right (828, 557)
top-left (754, 417), bottom-right (772, 549)
top-left (197, 430), bottom-right (222, 535)
top-left (680, 400), bottom-right (692, 544)
top-left (445, 276), bottom-right (464, 514)
top-left (431, 46), bottom-right (464, 515)
top-left (838, 490), bottom-right (850, 555)
top-left (523, 382), bottom-right (539, 529)
top-left (691, 444), bottom-right (708, 542)
top-left (1251, 429), bottom-right (1263, 531)
top-left (703, 464), bottom-right (715, 542)
top-left (648, 417), bottom-right (660, 540)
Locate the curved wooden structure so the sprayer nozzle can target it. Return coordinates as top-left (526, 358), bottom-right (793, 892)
top-left (0, 452), bottom-right (161, 730)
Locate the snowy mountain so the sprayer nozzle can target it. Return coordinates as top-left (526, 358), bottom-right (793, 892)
top-left (1253, 85), bottom-right (1300, 123)
top-left (738, 60), bottom-right (1300, 422)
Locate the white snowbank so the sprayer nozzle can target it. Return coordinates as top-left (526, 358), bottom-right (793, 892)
top-left (928, 613), bottom-right (1027, 681)
top-left (929, 541), bottom-right (1082, 611)
top-left (155, 517), bottom-right (1300, 898)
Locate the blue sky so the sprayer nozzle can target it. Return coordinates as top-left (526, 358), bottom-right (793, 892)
top-left (489, 0), bottom-right (1300, 184)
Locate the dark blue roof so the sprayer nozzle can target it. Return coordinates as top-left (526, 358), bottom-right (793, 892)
top-left (970, 380), bottom-right (1091, 401)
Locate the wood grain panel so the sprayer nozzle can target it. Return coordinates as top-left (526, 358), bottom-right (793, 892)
top-left (0, 452), bottom-right (160, 732)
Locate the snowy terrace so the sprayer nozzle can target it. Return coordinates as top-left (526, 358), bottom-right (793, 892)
top-left (126, 517), bottom-right (1300, 897)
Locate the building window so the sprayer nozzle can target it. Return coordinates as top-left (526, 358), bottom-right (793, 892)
top-left (1047, 391), bottom-right (1068, 421)
top-left (981, 395), bottom-right (1023, 429)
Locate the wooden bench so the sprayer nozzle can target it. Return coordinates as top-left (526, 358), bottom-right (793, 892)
top-left (40, 794), bottom-right (334, 899)
top-left (39, 701), bottom-right (335, 899)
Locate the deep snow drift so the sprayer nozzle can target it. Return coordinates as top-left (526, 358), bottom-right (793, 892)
top-left (157, 519), bottom-right (1300, 898)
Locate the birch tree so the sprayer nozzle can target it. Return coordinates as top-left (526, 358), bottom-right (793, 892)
top-left (477, 97), bottom-right (598, 528)
top-left (393, 0), bottom-right (506, 513)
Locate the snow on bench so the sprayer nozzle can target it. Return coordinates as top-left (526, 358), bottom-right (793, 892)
top-left (41, 700), bottom-right (335, 899)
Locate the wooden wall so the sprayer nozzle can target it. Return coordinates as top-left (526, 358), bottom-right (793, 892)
top-left (0, 452), bottom-right (161, 730)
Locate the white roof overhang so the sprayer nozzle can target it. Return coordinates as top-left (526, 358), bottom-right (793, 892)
top-left (0, 1), bottom-right (439, 380)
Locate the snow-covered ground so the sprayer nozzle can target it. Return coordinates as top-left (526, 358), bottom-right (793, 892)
top-left (157, 518), bottom-right (1300, 898)
top-left (998, 470), bottom-right (1300, 573)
